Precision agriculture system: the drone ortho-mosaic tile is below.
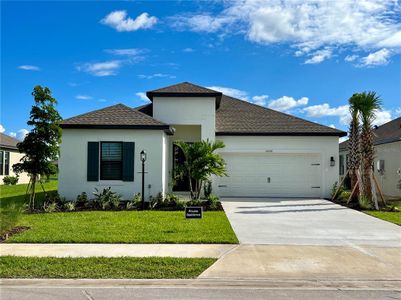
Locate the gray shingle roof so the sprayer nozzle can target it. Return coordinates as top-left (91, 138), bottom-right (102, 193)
top-left (137, 94), bottom-right (345, 136)
top-left (146, 82), bottom-right (222, 102)
top-left (340, 116), bottom-right (401, 150)
top-left (0, 132), bottom-right (20, 150)
top-left (60, 104), bottom-right (170, 129)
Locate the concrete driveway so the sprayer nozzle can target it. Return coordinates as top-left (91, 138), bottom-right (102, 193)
top-left (221, 198), bottom-right (401, 247)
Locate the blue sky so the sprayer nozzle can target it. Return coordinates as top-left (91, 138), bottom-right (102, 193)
top-left (2, 0), bottom-right (401, 140)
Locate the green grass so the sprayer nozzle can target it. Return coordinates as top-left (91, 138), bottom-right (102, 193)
top-left (0, 256), bottom-right (216, 278)
top-left (363, 202), bottom-right (401, 226)
top-left (364, 210), bottom-right (401, 226)
top-left (7, 210), bottom-right (238, 243)
top-left (0, 180), bottom-right (58, 235)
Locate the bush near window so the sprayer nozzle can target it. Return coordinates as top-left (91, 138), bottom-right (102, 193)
top-left (3, 176), bottom-right (19, 185)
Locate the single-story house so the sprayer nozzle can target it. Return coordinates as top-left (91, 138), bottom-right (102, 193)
top-left (59, 82), bottom-right (346, 201)
top-left (339, 117), bottom-right (401, 199)
top-left (0, 132), bottom-right (30, 185)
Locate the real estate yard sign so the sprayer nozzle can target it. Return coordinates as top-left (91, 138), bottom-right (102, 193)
top-left (185, 207), bottom-right (203, 219)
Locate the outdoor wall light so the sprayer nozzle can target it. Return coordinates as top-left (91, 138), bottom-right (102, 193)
top-left (330, 156), bottom-right (335, 167)
top-left (140, 150), bottom-right (147, 209)
top-left (140, 150), bottom-right (147, 162)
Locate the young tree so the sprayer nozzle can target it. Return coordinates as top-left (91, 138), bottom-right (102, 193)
top-left (13, 86), bottom-right (62, 210)
top-left (358, 91), bottom-right (381, 208)
top-left (175, 140), bottom-right (227, 200)
top-left (347, 94), bottom-right (363, 199)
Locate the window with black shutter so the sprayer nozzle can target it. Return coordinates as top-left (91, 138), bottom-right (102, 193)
top-left (4, 152), bottom-right (10, 175)
top-left (100, 142), bottom-right (123, 180)
top-left (0, 151), bottom-right (3, 175)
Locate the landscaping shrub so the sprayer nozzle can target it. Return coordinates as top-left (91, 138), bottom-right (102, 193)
top-left (339, 191), bottom-right (352, 202)
top-left (63, 201), bottom-right (76, 212)
top-left (358, 195), bottom-right (373, 210)
top-left (3, 176), bottom-right (19, 185)
top-left (330, 181), bottom-right (344, 200)
top-left (0, 203), bottom-right (23, 236)
top-left (76, 192), bottom-right (88, 208)
top-left (43, 202), bottom-right (58, 213)
top-left (206, 194), bottom-right (219, 210)
top-left (203, 181), bottom-right (212, 198)
top-left (93, 187), bottom-right (122, 210)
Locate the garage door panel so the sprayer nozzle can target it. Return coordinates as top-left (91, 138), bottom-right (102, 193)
top-left (218, 153), bottom-right (321, 197)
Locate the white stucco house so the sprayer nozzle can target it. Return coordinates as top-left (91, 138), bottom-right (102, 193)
top-left (0, 133), bottom-right (30, 185)
top-left (339, 117), bottom-right (401, 199)
top-left (59, 82), bottom-right (346, 201)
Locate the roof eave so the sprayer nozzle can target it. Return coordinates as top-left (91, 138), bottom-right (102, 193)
top-left (0, 145), bottom-right (18, 150)
top-left (216, 131), bottom-right (347, 137)
top-left (146, 91), bottom-right (222, 101)
top-left (60, 124), bottom-right (171, 130)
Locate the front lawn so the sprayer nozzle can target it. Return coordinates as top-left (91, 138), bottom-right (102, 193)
top-left (0, 180), bottom-right (57, 235)
top-left (364, 211), bottom-right (401, 226)
top-left (0, 256), bottom-right (216, 279)
top-left (7, 210), bottom-right (238, 244)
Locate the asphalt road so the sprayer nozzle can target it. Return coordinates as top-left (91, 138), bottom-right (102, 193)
top-left (1, 287), bottom-right (400, 300)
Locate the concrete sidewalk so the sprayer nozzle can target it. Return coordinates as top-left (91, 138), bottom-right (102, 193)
top-left (0, 243), bottom-right (237, 258)
top-left (200, 244), bottom-right (401, 281)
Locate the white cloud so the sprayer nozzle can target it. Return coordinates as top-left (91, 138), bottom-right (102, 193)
top-left (303, 103), bottom-right (350, 125)
top-left (171, 1), bottom-right (401, 65)
top-left (170, 14), bottom-right (233, 33)
top-left (101, 11), bottom-right (157, 32)
top-left (360, 48), bottom-right (391, 66)
top-left (75, 95), bottom-right (92, 100)
top-left (373, 109), bottom-right (392, 126)
top-left (304, 49), bottom-right (332, 64)
top-left (339, 136), bottom-right (348, 143)
top-left (395, 107), bottom-right (401, 116)
top-left (183, 48), bottom-right (195, 52)
top-left (105, 48), bottom-right (145, 56)
top-left (251, 95), bottom-right (268, 106)
top-left (18, 65), bottom-right (40, 71)
top-left (206, 86), bottom-right (248, 100)
top-left (328, 124), bottom-right (336, 128)
top-left (16, 129), bottom-right (29, 140)
top-left (98, 99), bottom-right (107, 103)
top-left (137, 73), bottom-right (176, 79)
top-left (344, 54), bottom-right (359, 62)
top-left (268, 96), bottom-right (309, 112)
top-left (77, 60), bottom-right (121, 76)
top-left (136, 92), bottom-right (149, 102)
top-left (9, 132), bottom-right (16, 138)
top-left (0, 124), bottom-right (5, 133)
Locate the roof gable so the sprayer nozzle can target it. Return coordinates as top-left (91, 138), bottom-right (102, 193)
top-left (146, 82), bottom-right (222, 106)
top-left (0, 132), bottom-right (20, 150)
top-left (61, 104), bottom-right (171, 131)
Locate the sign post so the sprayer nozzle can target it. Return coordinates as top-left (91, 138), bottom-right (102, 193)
top-left (185, 206), bottom-right (203, 219)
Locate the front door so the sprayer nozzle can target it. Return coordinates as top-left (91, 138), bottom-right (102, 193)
top-left (173, 144), bottom-right (190, 191)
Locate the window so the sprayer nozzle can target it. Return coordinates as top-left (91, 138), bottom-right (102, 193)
top-left (4, 152), bottom-right (10, 175)
top-left (100, 142), bottom-right (122, 180)
top-left (0, 151), bottom-right (3, 175)
top-left (339, 155), bottom-right (344, 175)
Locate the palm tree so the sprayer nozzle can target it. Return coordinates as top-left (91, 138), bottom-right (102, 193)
top-left (174, 140), bottom-right (227, 200)
top-left (358, 92), bottom-right (381, 207)
top-left (347, 94), bottom-right (363, 198)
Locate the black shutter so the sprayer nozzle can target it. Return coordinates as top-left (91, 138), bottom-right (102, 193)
top-left (122, 142), bottom-right (135, 181)
top-left (87, 142), bottom-right (99, 181)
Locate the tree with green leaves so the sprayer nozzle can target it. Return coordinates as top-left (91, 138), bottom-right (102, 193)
top-left (174, 140), bottom-right (227, 200)
top-left (13, 86), bottom-right (62, 210)
top-left (347, 94), bottom-right (363, 199)
top-left (358, 91), bottom-right (381, 208)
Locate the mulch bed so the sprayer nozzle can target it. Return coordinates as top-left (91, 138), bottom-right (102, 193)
top-left (0, 226), bottom-right (30, 243)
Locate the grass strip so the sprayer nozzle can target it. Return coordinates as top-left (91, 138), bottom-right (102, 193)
top-left (0, 256), bottom-right (216, 279)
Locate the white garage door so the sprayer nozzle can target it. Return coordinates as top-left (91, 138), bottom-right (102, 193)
top-left (217, 152), bottom-right (322, 197)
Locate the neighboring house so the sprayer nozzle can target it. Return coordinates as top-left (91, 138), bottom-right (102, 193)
top-left (0, 133), bottom-right (30, 185)
top-left (339, 117), bottom-right (401, 199)
top-left (59, 82), bottom-right (346, 201)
